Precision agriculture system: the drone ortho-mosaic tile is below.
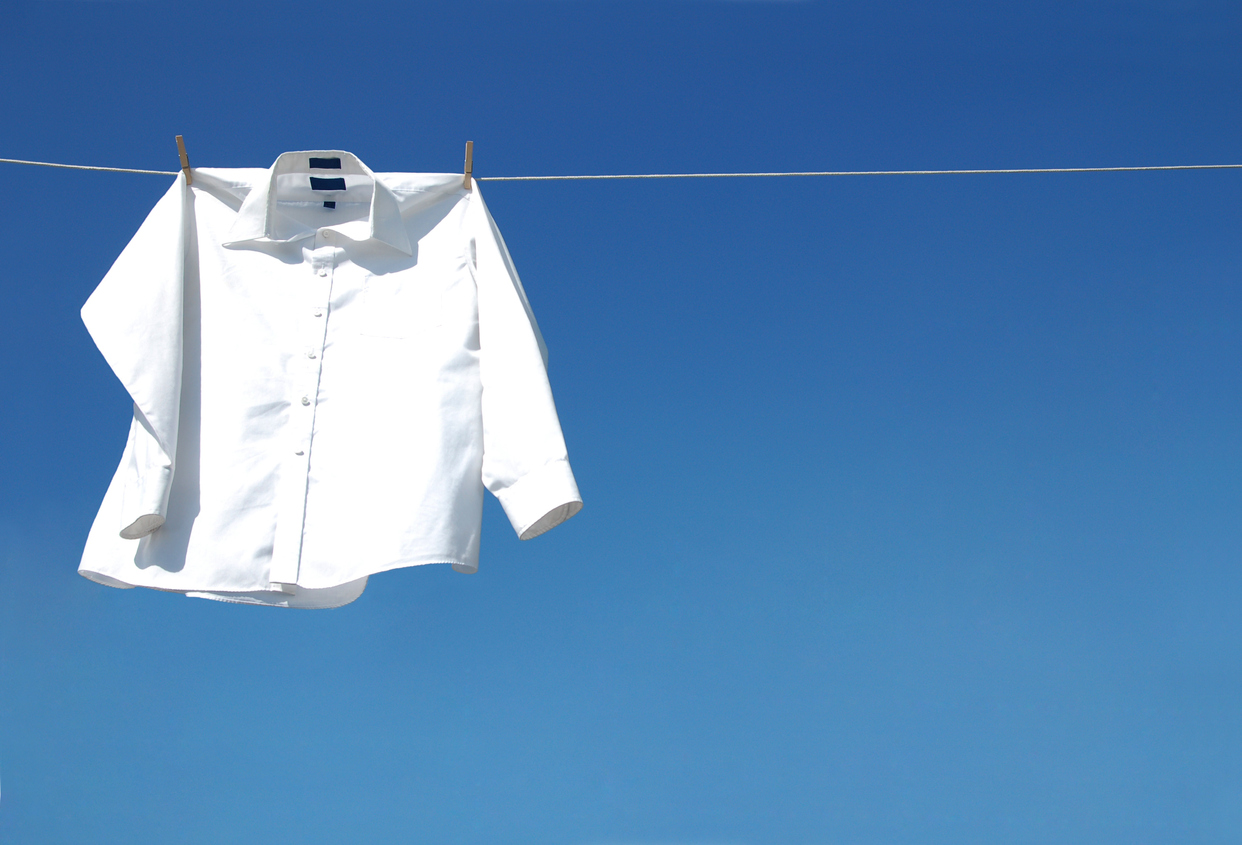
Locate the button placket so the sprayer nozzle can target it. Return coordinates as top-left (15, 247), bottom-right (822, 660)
top-left (299, 246), bottom-right (333, 419)
top-left (298, 242), bottom-right (335, 450)
top-left (268, 240), bottom-right (337, 589)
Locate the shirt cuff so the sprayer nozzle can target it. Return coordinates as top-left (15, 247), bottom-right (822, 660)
top-left (119, 477), bottom-right (170, 539)
top-left (495, 458), bottom-right (583, 540)
top-left (118, 420), bottom-right (173, 539)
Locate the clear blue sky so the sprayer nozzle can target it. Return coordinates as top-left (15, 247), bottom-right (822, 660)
top-left (2, 1), bottom-right (1241, 842)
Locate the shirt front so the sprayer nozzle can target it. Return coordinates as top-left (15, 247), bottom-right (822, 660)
top-left (79, 151), bottom-right (582, 608)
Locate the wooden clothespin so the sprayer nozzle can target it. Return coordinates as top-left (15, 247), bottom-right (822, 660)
top-left (175, 135), bottom-right (193, 185)
top-left (463, 140), bottom-right (473, 190)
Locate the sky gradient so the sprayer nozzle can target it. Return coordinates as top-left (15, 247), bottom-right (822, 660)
top-left (2, 1), bottom-right (1242, 843)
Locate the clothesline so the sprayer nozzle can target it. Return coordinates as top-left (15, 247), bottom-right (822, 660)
top-left (3, 155), bottom-right (1242, 181)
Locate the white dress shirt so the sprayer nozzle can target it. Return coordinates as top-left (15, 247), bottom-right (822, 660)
top-left (79, 151), bottom-right (582, 608)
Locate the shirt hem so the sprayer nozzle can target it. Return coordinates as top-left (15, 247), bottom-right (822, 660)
top-left (78, 555), bottom-right (477, 609)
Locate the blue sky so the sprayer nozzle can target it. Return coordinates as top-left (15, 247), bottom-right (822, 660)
top-left (2, 1), bottom-right (1242, 842)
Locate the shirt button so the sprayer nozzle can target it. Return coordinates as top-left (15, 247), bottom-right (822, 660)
top-left (313, 309), bottom-right (323, 317)
top-left (318, 269), bottom-right (328, 277)
top-left (294, 449), bottom-right (305, 456)
top-left (301, 396), bottom-right (311, 406)
top-left (306, 351), bottom-right (317, 359)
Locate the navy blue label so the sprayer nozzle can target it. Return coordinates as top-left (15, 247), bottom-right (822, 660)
top-left (309, 157), bottom-right (342, 169)
top-left (310, 177), bottom-right (347, 191)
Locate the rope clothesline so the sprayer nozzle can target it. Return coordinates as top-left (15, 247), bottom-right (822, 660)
top-left (0, 157), bottom-right (181, 176)
top-left (3, 155), bottom-right (1242, 181)
top-left (480, 163), bottom-right (1242, 180)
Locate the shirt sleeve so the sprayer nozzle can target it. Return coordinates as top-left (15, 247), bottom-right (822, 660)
top-left (466, 182), bottom-right (583, 541)
top-left (80, 175), bottom-right (188, 539)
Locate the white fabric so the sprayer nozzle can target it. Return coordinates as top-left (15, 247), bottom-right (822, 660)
top-left (79, 151), bottom-right (582, 608)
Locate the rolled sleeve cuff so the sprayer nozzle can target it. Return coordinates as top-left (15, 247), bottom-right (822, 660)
top-left (496, 458), bottom-right (583, 540)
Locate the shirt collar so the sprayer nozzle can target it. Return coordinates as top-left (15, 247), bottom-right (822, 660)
top-left (224, 151), bottom-right (413, 256)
